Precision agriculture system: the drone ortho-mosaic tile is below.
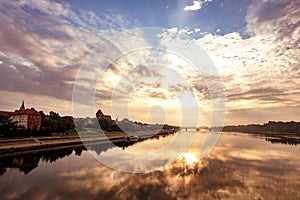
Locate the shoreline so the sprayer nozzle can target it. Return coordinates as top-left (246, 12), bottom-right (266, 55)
top-left (222, 130), bottom-right (300, 138)
top-left (0, 130), bottom-right (177, 157)
top-left (2, 130), bottom-right (298, 157)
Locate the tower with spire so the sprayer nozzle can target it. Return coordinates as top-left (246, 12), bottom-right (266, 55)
top-left (11, 100), bottom-right (42, 130)
top-left (20, 100), bottom-right (25, 110)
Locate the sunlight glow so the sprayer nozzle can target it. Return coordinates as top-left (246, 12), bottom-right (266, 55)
top-left (183, 152), bottom-right (198, 165)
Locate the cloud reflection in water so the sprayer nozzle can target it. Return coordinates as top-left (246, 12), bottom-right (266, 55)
top-left (0, 132), bottom-right (300, 199)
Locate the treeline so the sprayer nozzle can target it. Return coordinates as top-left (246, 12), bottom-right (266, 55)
top-left (0, 115), bottom-right (17, 137)
top-left (75, 117), bottom-right (179, 133)
top-left (98, 118), bottom-right (121, 132)
top-left (39, 111), bottom-right (75, 135)
top-left (215, 121), bottom-right (300, 134)
top-left (99, 119), bottom-right (179, 132)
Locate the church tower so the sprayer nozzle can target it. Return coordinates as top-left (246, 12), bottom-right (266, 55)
top-left (20, 100), bottom-right (25, 110)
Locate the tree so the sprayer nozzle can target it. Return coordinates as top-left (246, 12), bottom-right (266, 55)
top-left (0, 115), bottom-right (17, 137)
top-left (98, 118), bottom-right (112, 131)
top-left (39, 111), bottom-right (75, 135)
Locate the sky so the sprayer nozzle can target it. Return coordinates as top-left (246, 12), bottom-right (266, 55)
top-left (0, 0), bottom-right (299, 126)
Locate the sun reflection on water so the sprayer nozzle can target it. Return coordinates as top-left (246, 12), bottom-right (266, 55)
top-left (183, 152), bottom-right (198, 165)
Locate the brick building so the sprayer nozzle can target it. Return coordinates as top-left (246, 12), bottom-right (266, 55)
top-left (9, 101), bottom-right (42, 130)
top-left (96, 109), bottom-right (115, 124)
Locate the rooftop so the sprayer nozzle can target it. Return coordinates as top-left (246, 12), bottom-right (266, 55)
top-left (12, 108), bottom-right (41, 116)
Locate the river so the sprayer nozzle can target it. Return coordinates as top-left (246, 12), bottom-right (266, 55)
top-left (0, 131), bottom-right (299, 199)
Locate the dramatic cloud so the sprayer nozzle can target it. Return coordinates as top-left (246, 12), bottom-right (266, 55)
top-left (196, 0), bottom-right (300, 124)
top-left (92, 48), bottom-right (210, 126)
top-left (0, 0), bottom-right (298, 125)
top-left (0, 0), bottom-right (135, 115)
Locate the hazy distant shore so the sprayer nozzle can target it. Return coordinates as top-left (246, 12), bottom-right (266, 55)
top-left (211, 121), bottom-right (300, 135)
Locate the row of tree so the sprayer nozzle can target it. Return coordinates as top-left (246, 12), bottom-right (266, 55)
top-left (0, 115), bottom-right (17, 137)
top-left (219, 121), bottom-right (300, 134)
top-left (39, 111), bottom-right (75, 135)
top-left (75, 117), bottom-right (179, 133)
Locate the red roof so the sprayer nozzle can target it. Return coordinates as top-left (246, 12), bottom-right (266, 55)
top-left (0, 111), bottom-right (13, 116)
top-left (12, 108), bottom-right (41, 116)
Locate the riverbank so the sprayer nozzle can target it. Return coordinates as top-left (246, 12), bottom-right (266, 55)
top-left (0, 129), bottom-right (177, 157)
top-left (224, 130), bottom-right (300, 139)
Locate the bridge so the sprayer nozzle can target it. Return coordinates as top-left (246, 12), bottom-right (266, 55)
top-left (180, 126), bottom-right (209, 131)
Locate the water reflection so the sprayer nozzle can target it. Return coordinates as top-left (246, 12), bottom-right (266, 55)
top-left (0, 146), bottom-right (86, 175)
top-left (0, 132), bottom-right (300, 199)
top-left (265, 137), bottom-right (300, 146)
top-left (182, 152), bottom-right (198, 165)
top-left (0, 134), bottom-right (172, 176)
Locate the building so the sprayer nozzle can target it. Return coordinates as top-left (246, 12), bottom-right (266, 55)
top-left (10, 101), bottom-right (42, 130)
top-left (96, 110), bottom-right (114, 122)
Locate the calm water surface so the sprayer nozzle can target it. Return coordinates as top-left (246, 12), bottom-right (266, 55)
top-left (0, 131), bottom-right (300, 200)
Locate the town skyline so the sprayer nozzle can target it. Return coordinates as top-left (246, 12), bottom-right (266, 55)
top-left (1, 100), bottom-right (299, 128)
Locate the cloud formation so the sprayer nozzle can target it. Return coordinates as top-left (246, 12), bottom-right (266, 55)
top-left (196, 0), bottom-right (300, 124)
top-left (0, 0), bottom-right (134, 114)
top-left (183, 0), bottom-right (213, 11)
top-left (0, 0), bottom-right (299, 125)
